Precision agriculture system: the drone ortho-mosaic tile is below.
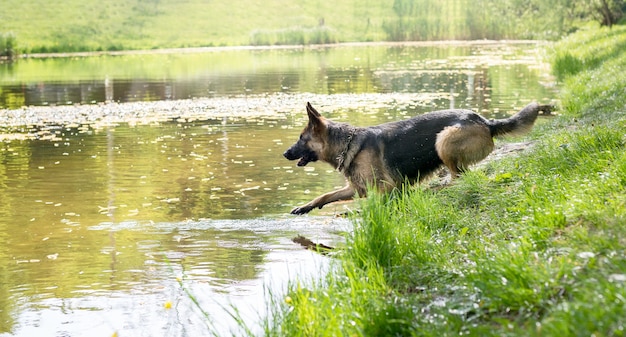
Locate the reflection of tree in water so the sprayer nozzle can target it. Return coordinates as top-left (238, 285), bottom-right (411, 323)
top-left (154, 116), bottom-right (313, 219)
top-left (164, 117), bottom-right (245, 219)
top-left (0, 146), bottom-right (17, 330)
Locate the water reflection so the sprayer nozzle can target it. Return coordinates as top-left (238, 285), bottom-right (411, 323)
top-left (0, 44), bottom-right (551, 110)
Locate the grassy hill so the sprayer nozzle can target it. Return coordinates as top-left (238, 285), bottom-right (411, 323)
top-left (0, 0), bottom-right (594, 54)
top-left (0, 0), bottom-right (395, 52)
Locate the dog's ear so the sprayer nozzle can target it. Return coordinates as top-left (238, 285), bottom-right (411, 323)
top-left (306, 102), bottom-right (322, 118)
top-left (306, 102), bottom-right (326, 131)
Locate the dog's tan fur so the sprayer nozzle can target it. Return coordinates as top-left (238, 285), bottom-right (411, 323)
top-left (435, 123), bottom-right (495, 177)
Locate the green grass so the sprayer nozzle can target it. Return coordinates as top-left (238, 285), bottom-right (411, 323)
top-left (0, 0), bottom-right (597, 54)
top-left (250, 26), bottom-right (339, 46)
top-left (260, 23), bottom-right (626, 336)
top-left (0, 0), bottom-right (394, 53)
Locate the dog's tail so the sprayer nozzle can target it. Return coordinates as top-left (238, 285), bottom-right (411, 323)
top-left (488, 102), bottom-right (554, 137)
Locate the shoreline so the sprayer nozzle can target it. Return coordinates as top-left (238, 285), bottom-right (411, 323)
top-left (19, 40), bottom-right (547, 59)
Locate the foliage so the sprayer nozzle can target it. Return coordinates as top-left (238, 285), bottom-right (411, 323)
top-left (0, 32), bottom-right (17, 59)
top-left (586, 0), bottom-right (625, 27)
top-left (262, 25), bottom-right (626, 336)
top-left (250, 26), bottom-right (338, 46)
top-left (383, 0), bottom-right (626, 41)
top-left (383, 0), bottom-right (511, 40)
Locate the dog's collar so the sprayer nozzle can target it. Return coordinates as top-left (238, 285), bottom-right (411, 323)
top-left (336, 128), bottom-right (356, 172)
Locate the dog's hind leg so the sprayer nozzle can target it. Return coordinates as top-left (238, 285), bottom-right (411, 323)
top-left (291, 184), bottom-right (356, 215)
top-left (436, 124), bottom-right (494, 180)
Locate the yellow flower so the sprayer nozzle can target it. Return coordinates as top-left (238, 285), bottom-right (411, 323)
top-left (164, 301), bottom-right (173, 309)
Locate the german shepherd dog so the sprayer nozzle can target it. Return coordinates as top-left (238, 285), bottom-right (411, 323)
top-left (284, 102), bottom-right (552, 215)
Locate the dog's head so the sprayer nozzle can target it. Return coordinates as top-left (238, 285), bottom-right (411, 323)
top-left (283, 103), bottom-right (327, 167)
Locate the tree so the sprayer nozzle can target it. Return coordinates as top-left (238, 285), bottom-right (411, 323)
top-left (594, 0), bottom-right (624, 27)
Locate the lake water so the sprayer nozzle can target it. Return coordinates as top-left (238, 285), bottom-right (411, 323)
top-left (0, 42), bottom-right (557, 336)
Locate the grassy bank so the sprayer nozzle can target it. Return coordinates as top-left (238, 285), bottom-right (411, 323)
top-left (0, 0), bottom-right (594, 54)
top-left (0, 0), bottom-right (389, 52)
top-left (261, 24), bottom-right (626, 336)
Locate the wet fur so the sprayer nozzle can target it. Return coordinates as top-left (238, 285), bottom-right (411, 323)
top-left (284, 102), bottom-right (552, 214)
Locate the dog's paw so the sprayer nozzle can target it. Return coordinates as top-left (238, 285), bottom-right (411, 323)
top-left (291, 205), bottom-right (314, 215)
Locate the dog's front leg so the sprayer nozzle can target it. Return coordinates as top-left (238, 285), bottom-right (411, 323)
top-left (291, 184), bottom-right (356, 215)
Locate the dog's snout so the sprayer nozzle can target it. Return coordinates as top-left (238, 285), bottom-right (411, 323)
top-left (283, 146), bottom-right (297, 160)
